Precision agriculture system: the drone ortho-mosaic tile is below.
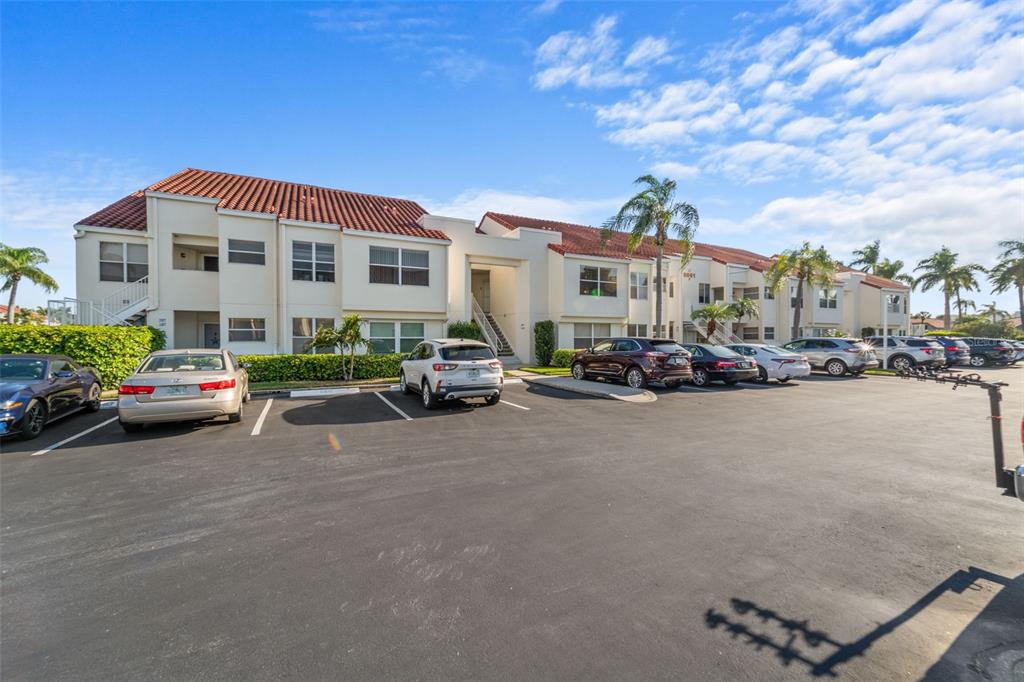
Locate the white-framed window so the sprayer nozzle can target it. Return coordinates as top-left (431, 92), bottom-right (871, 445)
top-left (764, 326), bottom-right (775, 340)
top-left (228, 318), bottom-right (266, 342)
top-left (99, 242), bottom-right (148, 282)
top-left (579, 266), bottom-right (617, 297)
top-left (573, 322), bottom-right (611, 349)
top-left (626, 323), bottom-right (648, 336)
top-left (818, 289), bottom-right (838, 309)
top-left (292, 241), bottom-right (335, 282)
top-left (629, 272), bottom-right (648, 300)
top-left (743, 286), bottom-right (760, 300)
top-left (886, 294), bottom-right (905, 313)
top-left (228, 239), bottom-right (265, 265)
top-left (368, 246), bottom-right (429, 286)
top-left (653, 277), bottom-right (675, 298)
top-left (367, 321), bottom-right (425, 354)
top-left (763, 286), bottom-right (775, 300)
top-left (742, 327), bottom-right (759, 341)
top-left (292, 317), bottom-right (335, 354)
top-left (698, 282), bottom-right (711, 304)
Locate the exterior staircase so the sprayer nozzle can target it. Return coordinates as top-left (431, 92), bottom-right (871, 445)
top-left (471, 295), bottom-right (517, 360)
top-left (483, 312), bottom-right (515, 357)
top-left (47, 276), bottom-right (150, 327)
top-left (689, 303), bottom-right (744, 345)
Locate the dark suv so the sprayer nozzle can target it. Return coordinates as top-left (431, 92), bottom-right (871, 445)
top-left (961, 337), bottom-right (1017, 367)
top-left (928, 335), bottom-right (972, 366)
top-left (571, 338), bottom-right (693, 388)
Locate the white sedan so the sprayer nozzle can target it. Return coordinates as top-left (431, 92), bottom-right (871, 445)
top-left (400, 339), bottom-right (503, 409)
top-left (725, 343), bottom-right (811, 383)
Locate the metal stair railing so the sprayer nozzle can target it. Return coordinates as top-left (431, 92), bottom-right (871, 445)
top-left (99, 275), bottom-right (149, 318)
top-left (471, 295), bottom-right (502, 353)
top-left (47, 298), bottom-right (130, 326)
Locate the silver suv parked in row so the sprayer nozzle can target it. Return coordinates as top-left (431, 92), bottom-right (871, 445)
top-left (782, 338), bottom-right (879, 376)
top-left (864, 336), bottom-right (947, 371)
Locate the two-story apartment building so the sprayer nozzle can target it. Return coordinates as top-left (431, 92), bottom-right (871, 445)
top-left (68, 168), bottom-right (911, 363)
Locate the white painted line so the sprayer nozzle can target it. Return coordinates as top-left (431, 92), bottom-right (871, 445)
top-left (30, 416), bottom-right (119, 457)
top-left (503, 378), bottom-right (523, 385)
top-left (374, 390), bottom-right (413, 421)
top-left (289, 387), bottom-right (360, 398)
top-left (500, 399), bottom-right (530, 410)
top-left (678, 385), bottom-right (714, 392)
top-left (250, 398), bottom-right (274, 436)
top-left (99, 400), bottom-right (117, 409)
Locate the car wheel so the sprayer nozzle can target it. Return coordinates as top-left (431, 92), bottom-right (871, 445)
top-left (571, 362), bottom-right (587, 381)
top-left (119, 420), bottom-right (144, 433)
top-left (484, 393), bottom-right (500, 406)
top-left (421, 381), bottom-right (438, 409)
top-left (400, 371), bottom-right (413, 395)
top-left (890, 355), bottom-right (913, 372)
top-left (825, 359), bottom-right (847, 376)
top-left (756, 367), bottom-right (769, 383)
top-left (969, 355), bottom-right (987, 367)
top-left (625, 366), bottom-right (647, 389)
top-left (243, 390), bottom-right (250, 403)
top-left (84, 383), bottom-right (102, 412)
top-left (19, 400), bottom-right (46, 440)
top-left (691, 368), bottom-right (709, 387)
top-left (228, 401), bottom-right (243, 423)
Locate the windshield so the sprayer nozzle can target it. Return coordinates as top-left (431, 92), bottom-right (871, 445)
top-left (440, 345), bottom-right (496, 361)
top-left (762, 345), bottom-right (793, 355)
top-left (0, 358), bottom-right (48, 381)
top-left (652, 342), bottom-right (688, 354)
top-left (709, 345), bottom-right (742, 358)
top-left (139, 353), bottom-right (225, 373)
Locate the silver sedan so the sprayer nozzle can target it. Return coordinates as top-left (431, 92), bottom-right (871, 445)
top-left (117, 349), bottom-right (249, 432)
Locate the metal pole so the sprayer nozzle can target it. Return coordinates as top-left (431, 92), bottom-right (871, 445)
top-left (882, 292), bottom-right (889, 369)
top-left (986, 384), bottom-right (1011, 489)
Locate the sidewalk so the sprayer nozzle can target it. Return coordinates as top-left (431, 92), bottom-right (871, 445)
top-left (521, 376), bottom-right (656, 403)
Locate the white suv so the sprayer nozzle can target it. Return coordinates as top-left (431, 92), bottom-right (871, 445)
top-left (400, 339), bottom-right (503, 409)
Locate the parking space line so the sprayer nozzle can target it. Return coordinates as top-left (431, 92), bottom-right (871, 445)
top-left (678, 385), bottom-right (714, 392)
top-left (374, 391), bottom-right (413, 421)
top-left (30, 416), bottom-right (119, 457)
top-left (251, 399), bottom-right (274, 436)
top-left (500, 399), bottom-right (531, 410)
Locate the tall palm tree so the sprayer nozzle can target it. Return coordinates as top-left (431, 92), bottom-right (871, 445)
top-left (979, 302), bottom-right (1008, 324)
top-left (955, 298), bottom-right (976, 318)
top-left (764, 242), bottom-right (838, 341)
top-left (849, 240), bottom-right (880, 272)
top-left (950, 264), bottom-right (985, 321)
top-left (914, 247), bottom-right (984, 327)
top-left (989, 239), bottom-right (1024, 325)
top-left (691, 302), bottom-right (734, 339)
top-left (729, 297), bottom-right (760, 329)
top-left (873, 258), bottom-right (915, 287)
top-left (0, 244), bottom-right (58, 324)
top-left (603, 176), bottom-right (699, 337)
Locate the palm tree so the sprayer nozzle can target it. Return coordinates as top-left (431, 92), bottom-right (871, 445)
top-left (764, 242), bottom-right (838, 341)
top-left (691, 302), bottom-right (734, 339)
top-left (603, 176), bottom-right (699, 338)
top-left (0, 244), bottom-right (58, 324)
top-left (873, 258), bottom-right (915, 287)
top-left (914, 247), bottom-right (985, 327)
top-left (849, 240), bottom-right (880, 272)
top-left (955, 298), bottom-right (976, 318)
top-left (979, 301), bottom-right (1009, 324)
top-left (950, 264), bottom-right (985, 321)
top-left (989, 239), bottom-right (1024, 325)
top-left (729, 297), bottom-right (760, 330)
top-left (308, 314), bottom-right (367, 380)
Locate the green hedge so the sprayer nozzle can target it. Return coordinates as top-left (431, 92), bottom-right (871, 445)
top-left (552, 348), bottom-right (582, 367)
top-left (446, 320), bottom-right (483, 341)
top-left (238, 353), bottom-right (403, 383)
top-left (0, 325), bottom-right (166, 386)
top-left (534, 320), bottom-right (555, 366)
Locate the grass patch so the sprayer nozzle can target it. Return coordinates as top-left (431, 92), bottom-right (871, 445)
top-left (518, 366), bottom-right (572, 376)
top-left (864, 368), bottom-right (898, 376)
top-left (251, 378), bottom-right (398, 391)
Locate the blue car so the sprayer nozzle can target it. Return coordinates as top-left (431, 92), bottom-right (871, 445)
top-left (0, 354), bottom-right (103, 440)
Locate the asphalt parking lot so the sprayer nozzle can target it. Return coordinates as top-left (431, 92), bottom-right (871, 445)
top-left (2, 369), bottom-right (1022, 680)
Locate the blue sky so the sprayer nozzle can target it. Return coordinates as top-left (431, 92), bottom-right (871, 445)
top-left (2, 0), bottom-right (1022, 317)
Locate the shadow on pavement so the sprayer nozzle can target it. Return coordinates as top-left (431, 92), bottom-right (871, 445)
top-left (704, 566), bottom-right (1023, 679)
top-left (281, 391), bottom-right (481, 426)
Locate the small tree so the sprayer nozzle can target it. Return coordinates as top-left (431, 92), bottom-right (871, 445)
top-left (447, 320), bottom-right (483, 341)
top-left (765, 242), bottom-right (838, 341)
top-left (0, 244), bottom-right (58, 324)
top-left (534, 320), bottom-right (555, 366)
top-left (729, 298), bottom-right (759, 327)
top-left (307, 314), bottom-right (367, 381)
top-left (692, 302), bottom-right (735, 339)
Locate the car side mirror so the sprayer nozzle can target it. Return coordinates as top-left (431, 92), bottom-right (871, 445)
top-left (586, 347), bottom-right (593, 353)
top-left (55, 370), bottom-right (75, 379)
top-left (402, 353), bottom-right (411, 360)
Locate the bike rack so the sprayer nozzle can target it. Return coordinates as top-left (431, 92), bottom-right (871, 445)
top-left (895, 366), bottom-right (1022, 500)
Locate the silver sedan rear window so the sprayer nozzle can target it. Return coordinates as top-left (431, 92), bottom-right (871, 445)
top-left (139, 354), bottom-right (225, 372)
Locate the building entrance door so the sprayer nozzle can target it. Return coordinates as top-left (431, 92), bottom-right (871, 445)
top-left (203, 323), bottom-right (220, 348)
top-left (471, 270), bottom-right (491, 313)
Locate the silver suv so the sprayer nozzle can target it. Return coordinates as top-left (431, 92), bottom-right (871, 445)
top-left (865, 336), bottom-right (947, 371)
top-left (782, 338), bottom-right (879, 376)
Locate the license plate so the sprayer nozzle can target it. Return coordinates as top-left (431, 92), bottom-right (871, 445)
top-left (669, 357), bottom-right (686, 365)
top-left (163, 385), bottom-right (191, 396)
top-left (466, 369), bottom-right (480, 379)
top-left (738, 362), bottom-right (750, 368)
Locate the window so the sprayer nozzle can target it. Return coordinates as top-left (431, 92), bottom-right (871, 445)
top-left (579, 266), bottom-right (617, 297)
top-left (573, 322), bottom-right (611, 349)
top-left (763, 286), bottom-right (775, 300)
top-left (99, 242), bottom-right (148, 282)
top-left (629, 272), bottom-right (648, 300)
top-left (764, 326), bottom-right (775, 340)
top-left (698, 283), bottom-right (711, 304)
top-left (626, 323), bottom-right (648, 336)
top-left (292, 241), bottom-right (335, 282)
top-left (203, 255), bottom-right (219, 272)
top-left (367, 321), bottom-right (425, 354)
top-left (742, 327), bottom-right (759, 341)
top-left (228, 239), bottom-right (265, 265)
top-left (669, 322), bottom-right (675, 339)
top-left (887, 294), bottom-right (904, 313)
top-left (292, 317), bottom-right (334, 354)
top-left (670, 279), bottom-right (675, 298)
top-left (440, 345), bottom-right (496, 361)
top-left (613, 340), bottom-right (642, 352)
top-left (227, 318), bottom-right (266, 342)
top-left (818, 289), bottom-right (838, 309)
top-left (369, 246), bottom-right (429, 286)
top-left (743, 287), bottom-right (760, 300)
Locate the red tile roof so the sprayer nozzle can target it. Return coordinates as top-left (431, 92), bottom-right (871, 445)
top-left (839, 266), bottom-right (910, 290)
top-left (77, 168), bottom-right (448, 241)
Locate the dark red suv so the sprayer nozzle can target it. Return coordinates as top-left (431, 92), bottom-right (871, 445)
top-left (570, 338), bottom-right (693, 388)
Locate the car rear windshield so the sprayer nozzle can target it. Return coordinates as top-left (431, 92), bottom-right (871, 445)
top-left (139, 354), bottom-right (225, 373)
top-left (708, 345), bottom-right (742, 358)
top-left (0, 358), bottom-right (48, 381)
top-left (439, 345), bottom-right (496, 361)
top-left (651, 342), bottom-right (688, 354)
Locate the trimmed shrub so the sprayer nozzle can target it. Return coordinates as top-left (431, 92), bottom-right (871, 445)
top-left (0, 325), bottom-right (166, 386)
top-left (237, 353), bottom-right (403, 383)
top-left (551, 348), bottom-right (581, 368)
top-left (446, 320), bottom-right (483, 341)
top-left (534, 320), bottom-right (555, 366)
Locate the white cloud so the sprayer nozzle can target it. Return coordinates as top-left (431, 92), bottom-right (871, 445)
top-left (777, 116), bottom-right (836, 142)
top-left (852, 0), bottom-right (937, 44)
top-left (739, 62), bottom-right (773, 88)
top-left (533, 0), bottom-right (562, 16)
top-left (426, 188), bottom-right (623, 226)
top-left (649, 162), bottom-right (700, 180)
top-left (624, 36), bottom-right (671, 68)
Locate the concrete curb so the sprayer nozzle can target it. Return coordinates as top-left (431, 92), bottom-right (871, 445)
top-left (522, 376), bottom-right (656, 403)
